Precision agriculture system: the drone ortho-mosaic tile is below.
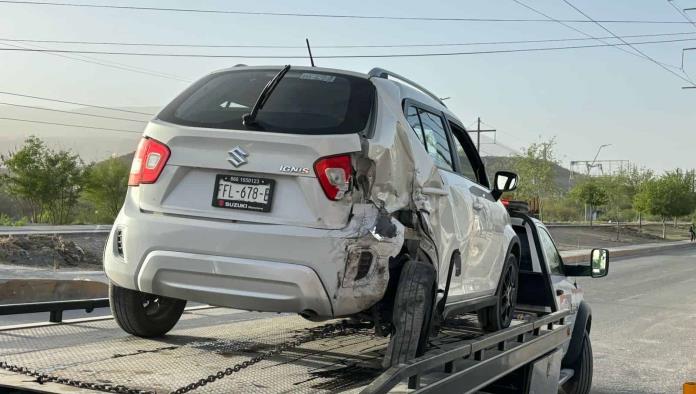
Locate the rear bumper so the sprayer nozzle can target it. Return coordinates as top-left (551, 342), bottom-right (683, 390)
top-left (104, 189), bottom-right (404, 318)
top-left (137, 250), bottom-right (332, 317)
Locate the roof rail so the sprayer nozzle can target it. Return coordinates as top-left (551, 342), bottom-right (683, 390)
top-left (368, 68), bottom-right (447, 108)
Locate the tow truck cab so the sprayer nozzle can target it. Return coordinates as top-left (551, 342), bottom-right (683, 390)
top-left (507, 203), bottom-right (609, 391)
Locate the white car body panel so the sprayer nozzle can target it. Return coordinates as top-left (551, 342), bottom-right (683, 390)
top-left (104, 65), bottom-right (517, 319)
top-left (512, 216), bottom-right (586, 356)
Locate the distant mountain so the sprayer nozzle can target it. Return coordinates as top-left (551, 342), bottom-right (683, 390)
top-left (0, 105), bottom-right (160, 163)
top-left (114, 152), bottom-right (135, 165)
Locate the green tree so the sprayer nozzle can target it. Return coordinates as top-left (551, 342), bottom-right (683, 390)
top-left (1, 136), bottom-right (84, 224)
top-left (624, 167), bottom-right (654, 231)
top-left (637, 170), bottom-right (696, 238)
top-left (633, 182), bottom-right (652, 232)
top-left (510, 138), bottom-right (559, 220)
top-left (83, 157), bottom-right (129, 221)
top-left (569, 178), bottom-right (609, 226)
top-left (1, 136), bottom-right (46, 222)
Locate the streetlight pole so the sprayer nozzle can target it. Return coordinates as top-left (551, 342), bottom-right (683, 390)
top-left (584, 144), bottom-right (611, 223)
top-left (587, 144), bottom-right (612, 175)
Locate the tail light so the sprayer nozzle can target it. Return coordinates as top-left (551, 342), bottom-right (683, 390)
top-left (314, 155), bottom-right (352, 200)
top-left (128, 137), bottom-right (170, 186)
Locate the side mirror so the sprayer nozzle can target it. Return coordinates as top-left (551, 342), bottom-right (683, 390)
top-left (590, 248), bottom-right (609, 278)
top-left (563, 248), bottom-right (610, 277)
top-left (492, 171), bottom-right (518, 201)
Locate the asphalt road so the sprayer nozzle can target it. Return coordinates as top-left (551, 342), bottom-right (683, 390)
top-left (577, 247), bottom-right (696, 394)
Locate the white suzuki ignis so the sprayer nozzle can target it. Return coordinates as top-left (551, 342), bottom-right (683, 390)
top-left (104, 65), bottom-right (520, 366)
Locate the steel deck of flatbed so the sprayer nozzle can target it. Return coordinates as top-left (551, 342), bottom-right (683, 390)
top-left (0, 307), bottom-right (570, 394)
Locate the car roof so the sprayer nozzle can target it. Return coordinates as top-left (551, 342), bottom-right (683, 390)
top-left (210, 65), bottom-right (370, 80)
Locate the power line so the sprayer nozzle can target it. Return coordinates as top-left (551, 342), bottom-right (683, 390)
top-left (511, 0), bottom-right (681, 70)
top-left (0, 117), bottom-right (142, 133)
top-left (0, 101), bottom-right (148, 123)
top-left (1, 31), bottom-right (696, 49)
top-left (0, 91), bottom-right (155, 116)
top-left (667, 1), bottom-right (696, 79)
top-left (0, 0), bottom-right (694, 25)
top-left (560, 0), bottom-right (696, 87)
top-left (668, 0), bottom-right (696, 28)
top-left (0, 40), bottom-right (191, 82)
top-left (1, 37), bottom-right (696, 58)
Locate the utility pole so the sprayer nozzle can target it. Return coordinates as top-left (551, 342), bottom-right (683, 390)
top-left (474, 117), bottom-right (497, 152)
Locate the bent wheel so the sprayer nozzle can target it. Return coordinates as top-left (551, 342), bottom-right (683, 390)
top-left (110, 282), bottom-right (186, 337)
top-left (383, 259), bottom-right (436, 368)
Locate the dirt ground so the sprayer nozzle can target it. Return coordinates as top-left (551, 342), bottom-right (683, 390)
top-left (548, 223), bottom-right (690, 251)
top-left (0, 234), bottom-right (104, 269)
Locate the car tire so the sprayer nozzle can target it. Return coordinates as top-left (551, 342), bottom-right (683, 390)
top-left (109, 282), bottom-right (186, 337)
top-left (562, 330), bottom-right (593, 394)
top-left (383, 259), bottom-right (436, 368)
top-left (478, 253), bottom-right (519, 332)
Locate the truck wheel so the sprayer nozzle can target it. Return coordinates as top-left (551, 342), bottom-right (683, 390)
top-left (383, 259), bottom-right (436, 368)
top-left (478, 254), bottom-right (519, 332)
top-left (109, 282), bottom-right (186, 337)
top-left (563, 331), bottom-right (593, 394)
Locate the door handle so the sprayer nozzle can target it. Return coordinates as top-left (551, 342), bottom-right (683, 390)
top-left (422, 187), bottom-right (449, 196)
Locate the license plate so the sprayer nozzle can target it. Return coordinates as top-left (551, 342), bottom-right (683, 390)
top-left (212, 174), bottom-right (275, 212)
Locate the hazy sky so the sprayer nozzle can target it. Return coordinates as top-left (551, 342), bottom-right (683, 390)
top-left (0, 0), bottom-right (695, 171)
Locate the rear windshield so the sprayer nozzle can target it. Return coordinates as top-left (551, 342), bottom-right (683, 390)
top-left (158, 69), bottom-right (375, 135)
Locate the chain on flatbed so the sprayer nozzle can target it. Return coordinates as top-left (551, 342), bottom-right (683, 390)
top-left (0, 360), bottom-right (148, 394)
top-left (1, 319), bottom-right (370, 394)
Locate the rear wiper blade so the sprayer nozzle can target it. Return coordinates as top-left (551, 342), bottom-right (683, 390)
top-left (242, 64), bottom-right (291, 127)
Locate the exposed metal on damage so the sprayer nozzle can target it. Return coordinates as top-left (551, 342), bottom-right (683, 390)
top-left (332, 204), bottom-right (404, 316)
top-left (327, 78), bottom-right (460, 316)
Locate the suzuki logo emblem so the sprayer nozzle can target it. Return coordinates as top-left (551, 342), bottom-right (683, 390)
top-left (228, 146), bottom-right (248, 167)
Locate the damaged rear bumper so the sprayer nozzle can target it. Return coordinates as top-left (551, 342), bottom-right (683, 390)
top-left (104, 196), bottom-right (404, 318)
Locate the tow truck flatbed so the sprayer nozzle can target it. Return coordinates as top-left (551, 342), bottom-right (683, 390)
top-left (0, 305), bottom-right (569, 394)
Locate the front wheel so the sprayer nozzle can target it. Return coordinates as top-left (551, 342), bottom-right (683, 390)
top-left (109, 282), bottom-right (186, 337)
top-left (383, 259), bottom-right (436, 368)
top-left (478, 254), bottom-right (519, 331)
top-left (562, 331), bottom-right (593, 394)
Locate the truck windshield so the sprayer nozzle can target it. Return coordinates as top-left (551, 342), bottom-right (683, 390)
top-left (158, 69), bottom-right (375, 135)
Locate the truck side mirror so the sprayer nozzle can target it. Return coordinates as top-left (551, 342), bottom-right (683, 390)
top-left (563, 248), bottom-right (610, 277)
top-left (590, 248), bottom-right (609, 278)
top-left (492, 171), bottom-right (518, 201)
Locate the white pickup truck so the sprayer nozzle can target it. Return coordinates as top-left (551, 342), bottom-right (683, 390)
top-left (508, 201), bottom-right (609, 394)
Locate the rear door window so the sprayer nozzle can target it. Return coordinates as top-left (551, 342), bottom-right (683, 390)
top-left (405, 106), bottom-right (454, 171)
top-left (406, 105), bottom-right (425, 144)
top-left (419, 110), bottom-right (454, 171)
top-left (158, 69), bottom-right (375, 135)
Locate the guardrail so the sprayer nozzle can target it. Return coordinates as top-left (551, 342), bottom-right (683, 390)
top-left (0, 298), bottom-right (109, 323)
top-left (0, 225), bottom-right (112, 235)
